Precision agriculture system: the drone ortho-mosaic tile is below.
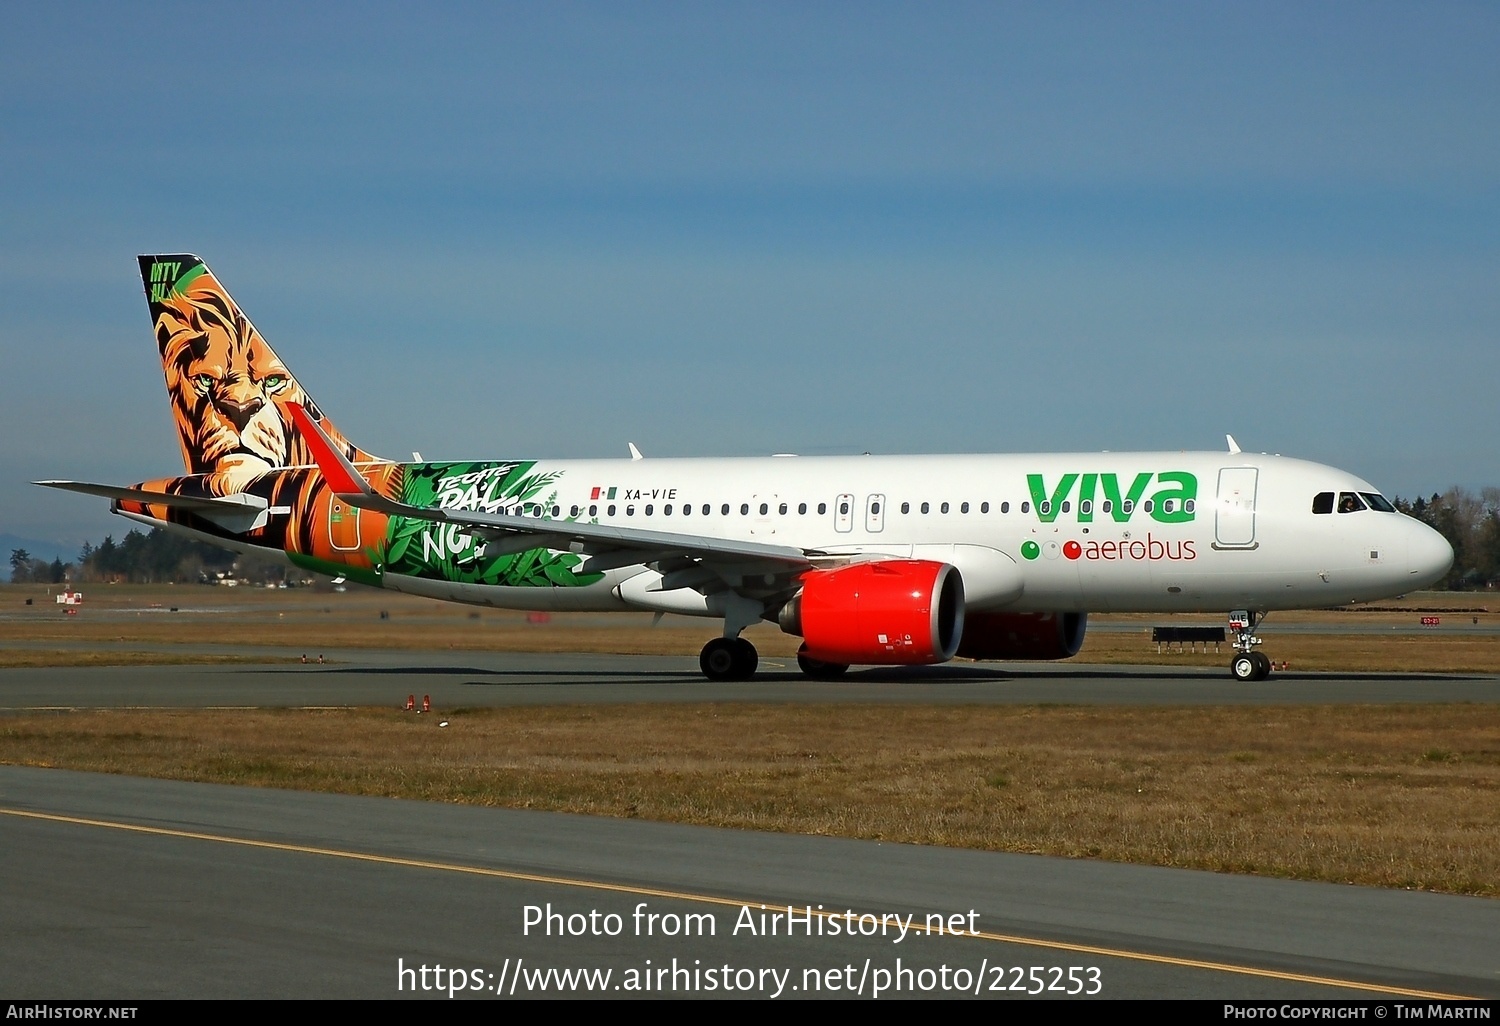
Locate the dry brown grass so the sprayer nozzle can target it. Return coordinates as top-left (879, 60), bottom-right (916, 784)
top-left (2, 585), bottom-right (1495, 671)
top-left (3, 703), bottom-right (1497, 896)
top-left (0, 650), bottom-right (295, 669)
top-left (1076, 631), bottom-right (1499, 674)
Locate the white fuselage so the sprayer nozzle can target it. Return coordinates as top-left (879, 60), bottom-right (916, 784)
top-left (379, 450), bottom-right (1454, 616)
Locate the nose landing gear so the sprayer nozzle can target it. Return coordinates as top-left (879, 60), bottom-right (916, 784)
top-left (1228, 610), bottom-right (1272, 681)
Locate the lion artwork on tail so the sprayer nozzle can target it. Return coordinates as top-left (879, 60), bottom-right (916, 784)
top-left (140, 256), bottom-right (375, 496)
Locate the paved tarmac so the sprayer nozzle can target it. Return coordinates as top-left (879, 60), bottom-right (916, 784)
top-left (0, 648), bottom-right (1496, 708)
top-left (3, 652), bottom-right (1496, 1001)
top-left (2, 766), bottom-right (1495, 1000)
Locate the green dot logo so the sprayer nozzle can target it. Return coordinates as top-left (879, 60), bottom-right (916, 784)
top-left (1021, 540), bottom-right (1041, 560)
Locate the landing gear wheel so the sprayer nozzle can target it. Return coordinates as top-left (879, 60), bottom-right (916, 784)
top-left (1227, 610), bottom-right (1270, 683)
top-left (700, 638), bottom-right (738, 681)
top-left (731, 637), bottom-right (758, 679)
top-left (700, 637), bottom-right (758, 681)
top-left (797, 646), bottom-right (849, 680)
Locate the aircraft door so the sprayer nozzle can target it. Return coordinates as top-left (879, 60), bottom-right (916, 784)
top-left (1214, 468), bottom-right (1258, 549)
top-left (865, 493), bottom-right (886, 533)
top-left (329, 499), bottom-right (362, 552)
top-left (834, 493), bottom-right (854, 533)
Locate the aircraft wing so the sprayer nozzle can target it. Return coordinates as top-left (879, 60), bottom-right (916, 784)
top-left (286, 404), bottom-right (816, 587)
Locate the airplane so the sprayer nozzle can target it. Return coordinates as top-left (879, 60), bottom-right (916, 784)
top-left (39, 255), bottom-right (1454, 683)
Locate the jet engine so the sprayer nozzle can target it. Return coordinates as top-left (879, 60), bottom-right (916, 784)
top-left (778, 560), bottom-right (964, 665)
top-left (955, 610), bottom-right (1087, 661)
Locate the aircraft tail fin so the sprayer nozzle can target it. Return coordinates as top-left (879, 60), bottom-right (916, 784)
top-left (137, 255), bottom-right (380, 495)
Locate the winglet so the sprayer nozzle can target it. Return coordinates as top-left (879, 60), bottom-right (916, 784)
top-left (287, 402), bottom-right (369, 496)
top-left (1226, 434), bottom-right (1242, 454)
top-left (628, 442), bottom-right (644, 461)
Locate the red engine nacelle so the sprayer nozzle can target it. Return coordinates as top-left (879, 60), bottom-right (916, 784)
top-left (956, 611), bottom-right (1087, 661)
top-left (778, 560), bottom-right (964, 665)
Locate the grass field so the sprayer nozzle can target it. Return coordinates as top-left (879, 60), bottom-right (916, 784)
top-left (2, 703), bottom-right (1496, 896)
top-left (1, 583), bottom-right (1495, 671)
top-left (2, 584), bottom-right (1496, 896)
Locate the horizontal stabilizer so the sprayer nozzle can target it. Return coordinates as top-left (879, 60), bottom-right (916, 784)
top-left (35, 481), bottom-right (271, 534)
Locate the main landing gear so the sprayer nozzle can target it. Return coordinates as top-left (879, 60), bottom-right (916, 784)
top-left (700, 637), bottom-right (758, 681)
top-left (1228, 610), bottom-right (1272, 682)
top-left (796, 644), bottom-right (849, 680)
top-left (699, 594), bottom-right (768, 682)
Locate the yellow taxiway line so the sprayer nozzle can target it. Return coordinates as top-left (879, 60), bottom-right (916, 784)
top-left (0, 805), bottom-right (1475, 1001)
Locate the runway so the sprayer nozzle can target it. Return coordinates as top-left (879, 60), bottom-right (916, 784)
top-left (2, 765), bottom-right (1494, 1000)
top-left (1, 648), bottom-right (1497, 709)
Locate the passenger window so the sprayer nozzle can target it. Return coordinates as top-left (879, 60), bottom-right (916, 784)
top-left (589, 504), bottom-right (597, 517)
top-left (1101, 500), bottom-right (1112, 513)
top-left (871, 501), bottom-right (881, 515)
top-left (645, 504), bottom-right (653, 516)
top-left (1060, 501), bottom-right (1070, 513)
top-left (1185, 499), bottom-right (1195, 513)
top-left (1080, 500), bottom-right (1091, 515)
top-left (570, 505), bottom-right (579, 517)
top-left (1312, 492), bottom-right (1334, 514)
top-left (1143, 500), bottom-right (1154, 513)
top-left (1000, 501), bottom-right (1009, 513)
top-left (839, 501), bottom-right (849, 515)
top-left (981, 501), bottom-right (990, 513)
top-left (703, 504), bottom-right (711, 515)
top-left (1039, 501), bottom-right (1050, 515)
top-left (778, 503), bottom-right (787, 515)
top-left (607, 504), bottom-right (616, 516)
top-left (741, 503), bottom-right (750, 515)
top-left (818, 502), bottom-right (827, 515)
top-left (940, 501), bottom-right (950, 514)
top-left (681, 504), bottom-right (690, 516)
top-left (901, 501), bottom-right (910, 514)
top-left (921, 502), bottom-right (930, 514)
top-left (627, 505), bottom-right (636, 516)
top-left (961, 501), bottom-right (970, 513)
top-left (664, 504), bottom-right (672, 515)
top-left (798, 502), bottom-right (807, 515)
top-left (1122, 500), bottom-right (1133, 514)
top-left (721, 504), bottom-right (729, 515)
top-left (759, 503), bottom-right (769, 515)
top-left (1021, 501), bottom-right (1030, 513)
top-left (1162, 499), bottom-right (1174, 514)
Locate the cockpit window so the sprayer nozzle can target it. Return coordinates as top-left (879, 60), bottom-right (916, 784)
top-left (1360, 492), bottom-right (1396, 513)
top-left (1337, 492), bottom-right (1367, 513)
top-left (1312, 492), bottom-right (1334, 514)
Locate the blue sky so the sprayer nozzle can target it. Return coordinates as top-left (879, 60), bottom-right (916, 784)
top-left (2, 2), bottom-right (1496, 547)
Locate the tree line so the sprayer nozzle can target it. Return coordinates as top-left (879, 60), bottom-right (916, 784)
top-left (9, 529), bottom-right (277, 585)
top-left (8, 485), bottom-right (1500, 590)
top-left (1395, 487), bottom-right (1500, 590)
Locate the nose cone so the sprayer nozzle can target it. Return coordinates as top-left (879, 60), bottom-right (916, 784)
top-left (1406, 521), bottom-right (1454, 590)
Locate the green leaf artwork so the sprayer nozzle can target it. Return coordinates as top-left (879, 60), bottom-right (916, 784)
top-left (375, 461), bottom-right (604, 588)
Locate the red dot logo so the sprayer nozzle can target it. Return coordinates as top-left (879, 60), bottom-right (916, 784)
top-left (1063, 540), bottom-right (1082, 560)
